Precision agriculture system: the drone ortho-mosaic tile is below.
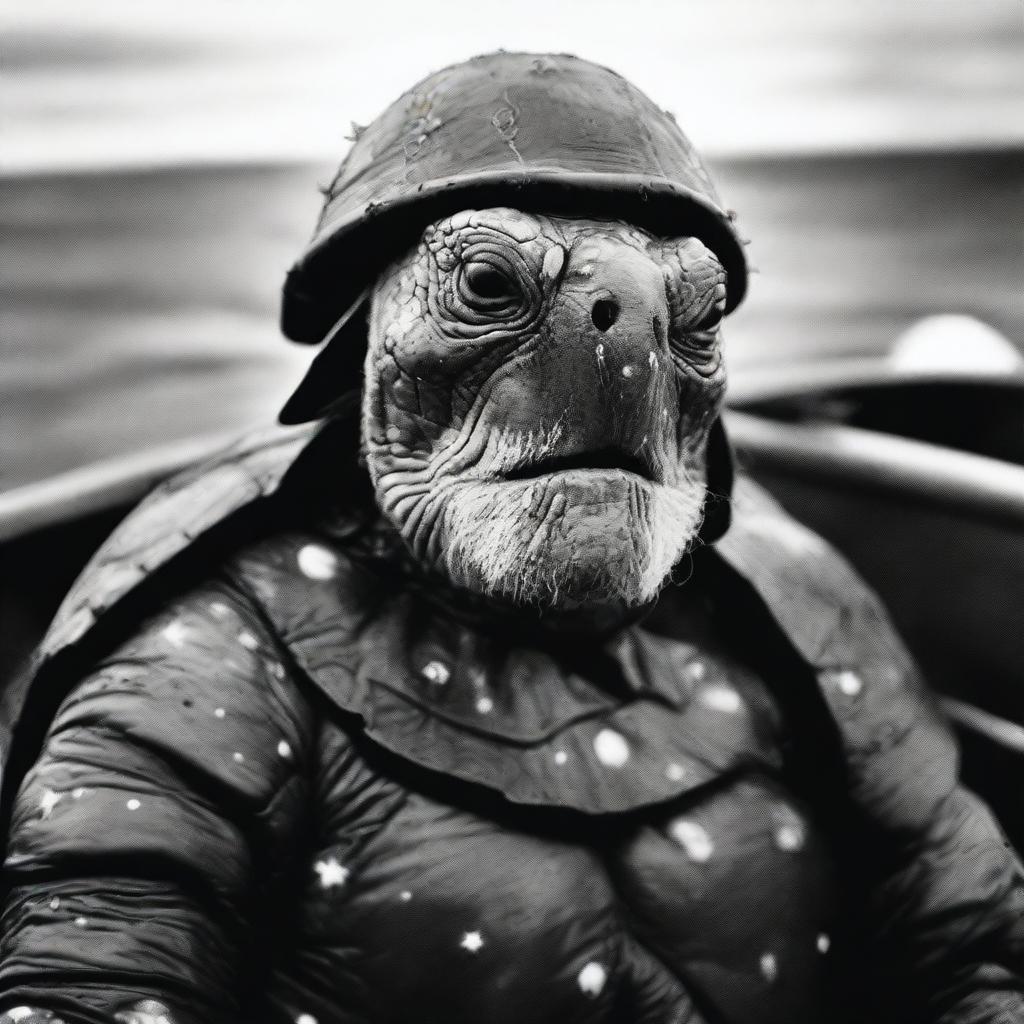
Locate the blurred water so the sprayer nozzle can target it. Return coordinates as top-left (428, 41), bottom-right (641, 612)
top-left (3, 149), bottom-right (1021, 490)
top-left (4, 0), bottom-right (1023, 490)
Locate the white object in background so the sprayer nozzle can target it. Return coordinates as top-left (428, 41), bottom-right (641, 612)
top-left (890, 315), bottom-right (1024, 377)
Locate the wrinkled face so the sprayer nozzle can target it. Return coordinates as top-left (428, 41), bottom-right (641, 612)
top-left (362, 207), bottom-right (728, 612)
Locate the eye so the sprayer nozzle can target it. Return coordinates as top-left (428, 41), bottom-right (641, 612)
top-left (693, 304), bottom-right (724, 334)
top-left (687, 278), bottom-right (726, 341)
top-left (462, 260), bottom-right (518, 302)
top-left (662, 265), bottom-right (726, 352)
top-left (440, 233), bottom-right (542, 336)
top-left (659, 239), bottom-right (727, 351)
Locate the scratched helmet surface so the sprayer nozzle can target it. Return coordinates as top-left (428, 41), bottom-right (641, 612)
top-left (281, 51), bottom-right (748, 344)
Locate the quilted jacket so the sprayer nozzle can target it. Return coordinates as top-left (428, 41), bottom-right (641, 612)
top-left (0, 425), bottom-right (1021, 1024)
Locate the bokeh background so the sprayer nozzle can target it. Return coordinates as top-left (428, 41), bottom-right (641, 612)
top-left (3, 0), bottom-right (1023, 489)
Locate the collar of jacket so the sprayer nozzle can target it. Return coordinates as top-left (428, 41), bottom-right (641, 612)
top-left (227, 526), bottom-right (788, 814)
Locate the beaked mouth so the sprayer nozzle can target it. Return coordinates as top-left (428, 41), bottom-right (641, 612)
top-left (502, 446), bottom-right (655, 483)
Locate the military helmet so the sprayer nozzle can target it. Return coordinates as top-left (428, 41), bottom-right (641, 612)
top-left (280, 50), bottom-right (748, 346)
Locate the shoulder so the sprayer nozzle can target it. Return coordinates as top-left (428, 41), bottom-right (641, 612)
top-left (3, 576), bottom-right (318, 897)
top-left (716, 476), bottom-right (959, 829)
top-left (41, 576), bottom-right (316, 811)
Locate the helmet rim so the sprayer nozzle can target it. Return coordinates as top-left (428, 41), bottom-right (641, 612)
top-left (282, 168), bottom-right (746, 344)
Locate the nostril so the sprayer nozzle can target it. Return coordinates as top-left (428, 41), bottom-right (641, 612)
top-left (591, 298), bottom-right (620, 332)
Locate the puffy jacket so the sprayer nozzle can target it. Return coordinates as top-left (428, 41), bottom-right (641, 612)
top-left (0, 426), bottom-right (1021, 1024)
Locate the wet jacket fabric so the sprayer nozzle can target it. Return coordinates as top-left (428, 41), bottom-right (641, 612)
top-left (0, 427), bottom-right (1021, 1024)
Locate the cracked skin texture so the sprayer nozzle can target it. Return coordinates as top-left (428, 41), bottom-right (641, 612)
top-left (362, 207), bottom-right (728, 615)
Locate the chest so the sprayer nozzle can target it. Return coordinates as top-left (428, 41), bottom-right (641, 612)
top-left (271, 743), bottom-right (843, 1024)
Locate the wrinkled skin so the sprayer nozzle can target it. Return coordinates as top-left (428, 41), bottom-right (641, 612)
top-left (361, 208), bottom-right (728, 616)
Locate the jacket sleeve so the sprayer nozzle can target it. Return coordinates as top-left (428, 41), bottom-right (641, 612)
top-left (718, 480), bottom-right (1024, 1022)
top-left (824, 618), bottom-right (1024, 1023)
top-left (868, 784), bottom-right (1024, 1024)
top-left (0, 582), bottom-right (314, 1024)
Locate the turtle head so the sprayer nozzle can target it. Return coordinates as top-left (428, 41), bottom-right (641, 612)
top-left (279, 52), bottom-right (746, 620)
top-left (358, 206), bottom-right (729, 615)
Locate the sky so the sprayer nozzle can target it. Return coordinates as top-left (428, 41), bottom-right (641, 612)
top-left (4, 0), bottom-right (1024, 173)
